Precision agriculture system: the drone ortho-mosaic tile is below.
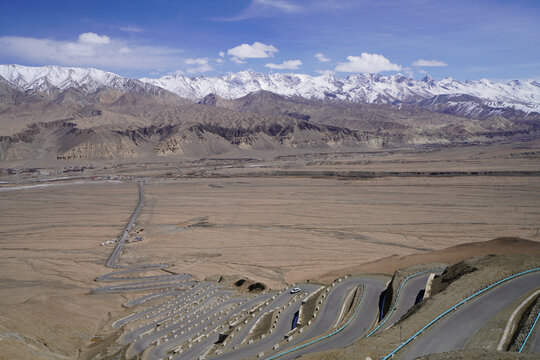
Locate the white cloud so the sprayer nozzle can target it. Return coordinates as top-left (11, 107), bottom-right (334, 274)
top-left (231, 57), bottom-right (247, 65)
top-left (418, 69), bottom-right (428, 74)
top-left (227, 42), bottom-right (278, 61)
top-left (119, 25), bottom-right (143, 33)
top-left (315, 69), bottom-right (335, 75)
top-left (222, 0), bottom-right (302, 20)
top-left (78, 32), bottom-right (110, 44)
top-left (219, 51), bottom-right (225, 57)
top-left (412, 59), bottom-right (447, 67)
top-left (335, 53), bottom-right (401, 73)
top-left (402, 67), bottom-right (414, 78)
top-left (264, 59), bottom-right (302, 70)
top-left (0, 33), bottom-right (184, 71)
top-left (222, 0), bottom-right (359, 21)
top-left (252, 0), bottom-right (301, 13)
top-left (315, 52), bottom-right (330, 62)
top-left (184, 58), bottom-right (213, 73)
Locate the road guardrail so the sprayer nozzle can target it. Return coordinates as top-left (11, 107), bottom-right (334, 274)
top-left (381, 267), bottom-right (540, 360)
top-left (366, 268), bottom-right (444, 338)
top-left (263, 284), bottom-right (365, 360)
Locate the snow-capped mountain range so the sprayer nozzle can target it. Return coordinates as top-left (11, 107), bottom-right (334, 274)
top-left (0, 64), bottom-right (172, 97)
top-left (1, 64), bottom-right (539, 113)
top-left (143, 71), bottom-right (540, 111)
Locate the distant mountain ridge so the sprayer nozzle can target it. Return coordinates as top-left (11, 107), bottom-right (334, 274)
top-left (0, 64), bottom-right (538, 164)
top-left (0, 64), bottom-right (176, 99)
top-left (143, 71), bottom-right (540, 113)
top-left (1, 64), bottom-right (539, 115)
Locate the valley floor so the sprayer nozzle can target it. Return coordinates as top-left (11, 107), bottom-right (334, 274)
top-left (0, 142), bottom-right (539, 359)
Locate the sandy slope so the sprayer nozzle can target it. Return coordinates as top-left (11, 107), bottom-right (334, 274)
top-left (318, 237), bottom-right (540, 283)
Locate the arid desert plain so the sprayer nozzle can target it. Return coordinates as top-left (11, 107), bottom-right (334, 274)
top-left (1, 141), bottom-right (539, 359)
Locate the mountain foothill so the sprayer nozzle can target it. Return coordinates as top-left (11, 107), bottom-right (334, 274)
top-left (0, 65), bottom-right (538, 163)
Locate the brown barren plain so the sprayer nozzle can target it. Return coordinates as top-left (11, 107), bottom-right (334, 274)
top-left (0, 142), bottom-right (539, 359)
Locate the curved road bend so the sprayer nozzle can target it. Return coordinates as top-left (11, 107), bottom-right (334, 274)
top-left (131, 291), bottom-right (235, 354)
top-left (123, 288), bottom-right (192, 308)
top-left (149, 297), bottom-right (246, 360)
top-left (223, 286), bottom-right (315, 351)
top-left (382, 273), bottom-right (438, 331)
top-left (215, 285), bottom-right (321, 360)
top-left (176, 294), bottom-right (276, 360)
top-left (97, 269), bottom-right (192, 282)
top-left (265, 278), bottom-right (386, 360)
top-left (122, 286), bottom-right (223, 344)
top-left (278, 277), bottom-right (371, 352)
top-left (400, 271), bottom-right (540, 360)
top-left (92, 280), bottom-right (195, 293)
top-left (156, 294), bottom-right (274, 360)
top-left (115, 283), bottom-right (213, 329)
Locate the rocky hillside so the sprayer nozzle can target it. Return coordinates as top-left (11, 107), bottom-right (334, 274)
top-left (0, 64), bottom-right (538, 164)
top-left (2, 64), bottom-right (540, 117)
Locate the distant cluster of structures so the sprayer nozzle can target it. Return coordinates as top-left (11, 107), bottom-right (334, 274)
top-left (2, 168), bottom-right (66, 177)
top-left (0, 165), bottom-right (140, 181)
top-left (126, 228), bottom-right (145, 243)
top-left (100, 239), bottom-right (118, 246)
top-left (91, 175), bottom-right (119, 181)
top-left (101, 228), bottom-right (145, 246)
top-left (126, 236), bottom-right (143, 243)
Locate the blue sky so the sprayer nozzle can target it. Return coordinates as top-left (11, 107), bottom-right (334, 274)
top-left (0, 0), bottom-right (538, 80)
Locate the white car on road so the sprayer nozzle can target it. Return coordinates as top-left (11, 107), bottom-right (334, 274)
top-left (290, 287), bottom-right (301, 294)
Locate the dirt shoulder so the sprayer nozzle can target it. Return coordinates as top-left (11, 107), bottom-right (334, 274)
top-left (415, 349), bottom-right (539, 360)
top-left (317, 237), bottom-right (540, 282)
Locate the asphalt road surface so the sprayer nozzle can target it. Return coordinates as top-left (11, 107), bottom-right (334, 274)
top-left (114, 283), bottom-right (211, 328)
top-left (522, 308), bottom-right (540, 354)
top-left (214, 285), bottom-right (321, 360)
top-left (149, 297), bottom-right (244, 360)
top-left (266, 278), bottom-right (386, 360)
top-left (224, 287), bottom-right (311, 350)
top-left (400, 271), bottom-right (540, 360)
top-left (382, 273), bottom-right (436, 331)
top-left (93, 182), bottom-right (423, 360)
top-left (165, 294), bottom-right (275, 360)
top-left (106, 181), bottom-right (144, 267)
top-left (130, 291), bottom-right (234, 354)
top-left (277, 277), bottom-right (369, 352)
top-left (123, 288), bottom-right (190, 308)
top-left (122, 286), bottom-right (222, 345)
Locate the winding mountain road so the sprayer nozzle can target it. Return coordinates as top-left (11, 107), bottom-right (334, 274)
top-left (399, 271), bottom-right (540, 360)
top-left (91, 181), bottom-right (539, 360)
top-left (264, 278), bottom-right (386, 360)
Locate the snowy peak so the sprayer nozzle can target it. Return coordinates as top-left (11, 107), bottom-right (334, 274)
top-left (0, 64), bottom-right (123, 93)
top-left (141, 70), bottom-right (540, 111)
top-left (0, 64), bottom-right (175, 99)
top-left (1, 64), bottom-right (539, 114)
